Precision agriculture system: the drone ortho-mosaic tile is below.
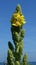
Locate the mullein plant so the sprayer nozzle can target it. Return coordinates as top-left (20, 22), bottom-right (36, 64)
top-left (7, 4), bottom-right (28, 65)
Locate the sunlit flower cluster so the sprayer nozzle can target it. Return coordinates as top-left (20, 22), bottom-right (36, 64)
top-left (11, 13), bottom-right (26, 27)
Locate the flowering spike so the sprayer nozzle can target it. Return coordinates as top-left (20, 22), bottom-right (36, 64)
top-left (7, 4), bottom-right (28, 65)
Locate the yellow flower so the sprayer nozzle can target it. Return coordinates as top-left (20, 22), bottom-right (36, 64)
top-left (20, 15), bottom-right (26, 24)
top-left (12, 21), bottom-right (21, 26)
top-left (11, 13), bottom-right (26, 27)
top-left (13, 13), bottom-right (20, 19)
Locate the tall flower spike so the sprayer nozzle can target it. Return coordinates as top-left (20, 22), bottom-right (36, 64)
top-left (7, 4), bottom-right (28, 65)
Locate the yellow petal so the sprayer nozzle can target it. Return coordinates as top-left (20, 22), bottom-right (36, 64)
top-left (13, 13), bottom-right (20, 18)
top-left (12, 21), bottom-right (21, 26)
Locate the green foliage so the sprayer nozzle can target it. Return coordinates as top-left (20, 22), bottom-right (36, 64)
top-left (15, 4), bottom-right (22, 15)
top-left (22, 54), bottom-right (28, 65)
top-left (7, 41), bottom-right (15, 65)
top-left (15, 61), bottom-right (20, 65)
top-left (8, 41), bottom-right (14, 51)
top-left (7, 4), bottom-right (28, 65)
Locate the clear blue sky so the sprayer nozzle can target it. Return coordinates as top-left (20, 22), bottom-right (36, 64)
top-left (0, 0), bottom-right (36, 62)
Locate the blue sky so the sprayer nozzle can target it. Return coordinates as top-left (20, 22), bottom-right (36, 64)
top-left (0, 0), bottom-right (36, 62)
